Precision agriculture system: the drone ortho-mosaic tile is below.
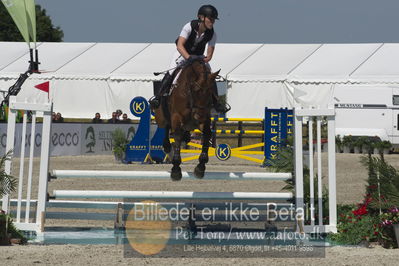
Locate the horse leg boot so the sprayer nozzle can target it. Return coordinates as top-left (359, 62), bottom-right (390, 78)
top-left (194, 124), bottom-right (211, 179)
top-left (149, 72), bottom-right (173, 109)
top-left (211, 81), bottom-right (231, 114)
top-left (170, 129), bottom-right (183, 181)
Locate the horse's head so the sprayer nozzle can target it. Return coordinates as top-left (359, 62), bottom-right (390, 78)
top-left (189, 61), bottom-right (220, 120)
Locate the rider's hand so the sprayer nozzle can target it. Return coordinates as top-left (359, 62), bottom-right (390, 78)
top-left (187, 55), bottom-right (205, 63)
top-left (203, 56), bottom-right (210, 63)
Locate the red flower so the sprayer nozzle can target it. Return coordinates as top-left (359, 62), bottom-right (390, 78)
top-left (365, 197), bottom-right (372, 204)
top-left (352, 205), bottom-right (368, 216)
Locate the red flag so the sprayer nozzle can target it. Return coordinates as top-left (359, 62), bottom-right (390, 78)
top-left (34, 81), bottom-right (50, 93)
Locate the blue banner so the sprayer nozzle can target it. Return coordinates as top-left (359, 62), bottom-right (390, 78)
top-left (150, 127), bottom-right (167, 163)
top-left (125, 97), bottom-right (151, 162)
top-left (264, 108), bottom-right (293, 166)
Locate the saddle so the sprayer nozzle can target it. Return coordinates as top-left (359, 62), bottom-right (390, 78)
top-left (160, 68), bottom-right (180, 125)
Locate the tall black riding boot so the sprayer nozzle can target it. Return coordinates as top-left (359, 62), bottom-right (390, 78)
top-left (149, 72), bottom-right (173, 109)
top-left (211, 82), bottom-right (230, 113)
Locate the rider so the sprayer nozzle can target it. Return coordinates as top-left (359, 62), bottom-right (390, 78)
top-left (149, 5), bottom-right (230, 113)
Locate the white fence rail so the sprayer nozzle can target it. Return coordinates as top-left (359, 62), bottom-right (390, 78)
top-left (294, 107), bottom-right (337, 233)
top-left (1, 96), bottom-right (52, 232)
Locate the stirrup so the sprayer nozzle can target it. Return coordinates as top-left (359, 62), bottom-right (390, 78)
top-left (149, 96), bottom-right (160, 109)
top-left (215, 102), bottom-right (231, 113)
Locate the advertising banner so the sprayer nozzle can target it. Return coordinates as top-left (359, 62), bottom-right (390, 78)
top-left (0, 123), bottom-right (139, 157)
top-left (264, 109), bottom-right (293, 165)
top-left (81, 124), bottom-right (137, 155)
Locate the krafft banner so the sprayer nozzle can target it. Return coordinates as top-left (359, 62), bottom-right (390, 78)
top-left (0, 123), bottom-right (139, 157)
top-left (264, 109), bottom-right (293, 165)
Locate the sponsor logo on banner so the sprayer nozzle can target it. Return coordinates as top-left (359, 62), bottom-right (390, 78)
top-left (336, 103), bottom-right (363, 108)
top-left (82, 124), bottom-right (137, 155)
top-left (216, 144), bottom-right (231, 161)
top-left (50, 124), bottom-right (81, 156)
top-left (98, 129), bottom-right (113, 152)
top-left (264, 109), bottom-right (293, 166)
top-left (85, 126), bottom-right (96, 153)
top-left (0, 123), bottom-right (139, 157)
top-left (130, 98), bottom-right (147, 116)
top-left (0, 124), bottom-right (43, 157)
top-left (51, 132), bottom-right (79, 147)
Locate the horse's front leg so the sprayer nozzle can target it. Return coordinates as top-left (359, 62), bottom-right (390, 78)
top-left (170, 128), bottom-right (183, 181)
top-left (194, 122), bottom-right (211, 179)
top-left (163, 124), bottom-right (171, 153)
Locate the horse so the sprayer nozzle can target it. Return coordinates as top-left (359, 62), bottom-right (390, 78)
top-left (152, 60), bottom-right (220, 181)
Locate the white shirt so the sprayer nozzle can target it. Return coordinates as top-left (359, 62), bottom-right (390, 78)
top-left (179, 22), bottom-right (217, 47)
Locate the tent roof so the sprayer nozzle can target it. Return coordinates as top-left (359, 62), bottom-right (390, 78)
top-left (1, 42), bottom-right (399, 84)
top-left (57, 43), bottom-right (150, 79)
top-left (350, 43), bottom-right (399, 83)
top-left (228, 44), bottom-right (321, 82)
top-left (0, 42), bottom-right (33, 70)
top-left (287, 43), bottom-right (383, 83)
top-left (111, 43), bottom-right (176, 81)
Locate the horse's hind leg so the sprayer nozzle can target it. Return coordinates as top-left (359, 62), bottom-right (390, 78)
top-left (170, 128), bottom-right (183, 181)
top-left (194, 123), bottom-right (211, 179)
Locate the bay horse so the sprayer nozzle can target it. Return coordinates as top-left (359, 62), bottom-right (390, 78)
top-left (152, 60), bottom-right (220, 181)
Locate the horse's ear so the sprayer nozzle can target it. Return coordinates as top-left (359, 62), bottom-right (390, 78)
top-left (211, 69), bottom-right (221, 80)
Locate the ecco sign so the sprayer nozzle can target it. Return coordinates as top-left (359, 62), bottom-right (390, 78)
top-left (51, 132), bottom-right (79, 146)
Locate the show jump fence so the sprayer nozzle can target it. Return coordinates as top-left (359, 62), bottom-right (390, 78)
top-left (1, 96), bottom-right (52, 232)
top-left (125, 97), bottom-right (294, 165)
top-left (1, 97), bottom-right (337, 234)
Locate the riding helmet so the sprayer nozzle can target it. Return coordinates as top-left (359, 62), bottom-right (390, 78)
top-left (198, 5), bottom-right (219, 20)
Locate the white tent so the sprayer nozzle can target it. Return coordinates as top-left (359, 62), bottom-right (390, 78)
top-left (1, 42), bottom-right (399, 119)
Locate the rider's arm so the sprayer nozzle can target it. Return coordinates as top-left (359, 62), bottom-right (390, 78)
top-left (176, 36), bottom-right (191, 60)
top-left (204, 32), bottom-right (217, 63)
top-left (177, 23), bottom-right (192, 60)
top-left (204, 46), bottom-right (215, 64)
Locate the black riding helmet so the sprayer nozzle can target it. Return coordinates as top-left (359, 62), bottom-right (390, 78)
top-left (198, 5), bottom-right (219, 20)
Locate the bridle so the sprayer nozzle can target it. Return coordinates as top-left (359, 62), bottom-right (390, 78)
top-left (187, 61), bottom-right (213, 113)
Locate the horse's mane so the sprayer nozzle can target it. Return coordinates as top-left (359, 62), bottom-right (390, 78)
top-left (175, 60), bottom-right (207, 92)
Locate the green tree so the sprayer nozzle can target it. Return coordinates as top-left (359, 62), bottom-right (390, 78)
top-left (0, 3), bottom-right (63, 42)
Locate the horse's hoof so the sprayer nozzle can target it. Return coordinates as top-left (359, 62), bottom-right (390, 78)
top-left (194, 165), bottom-right (205, 179)
top-left (171, 171), bottom-right (182, 181)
